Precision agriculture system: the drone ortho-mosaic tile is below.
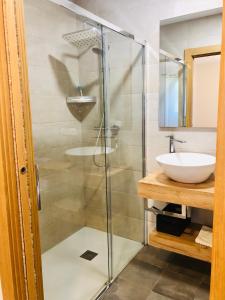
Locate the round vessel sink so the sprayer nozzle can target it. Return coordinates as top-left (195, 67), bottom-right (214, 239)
top-left (65, 146), bottom-right (114, 157)
top-left (156, 152), bottom-right (216, 183)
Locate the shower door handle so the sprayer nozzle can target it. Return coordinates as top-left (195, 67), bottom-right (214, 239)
top-left (35, 164), bottom-right (41, 211)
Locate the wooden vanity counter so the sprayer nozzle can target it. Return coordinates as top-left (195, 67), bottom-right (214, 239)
top-left (138, 171), bottom-right (215, 262)
top-left (138, 170), bottom-right (215, 210)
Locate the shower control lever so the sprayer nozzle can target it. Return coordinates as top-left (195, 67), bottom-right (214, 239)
top-left (35, 164), bottom-right (41, 211)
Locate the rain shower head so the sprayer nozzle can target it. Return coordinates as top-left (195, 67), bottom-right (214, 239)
top-left (63, 28), bottom-right (101, 49)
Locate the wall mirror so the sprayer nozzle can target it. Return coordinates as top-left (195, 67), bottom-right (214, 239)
top-left (159, 13), bottom-right (222, 128)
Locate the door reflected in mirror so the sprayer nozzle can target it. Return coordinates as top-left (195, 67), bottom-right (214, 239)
top-left (187, 48), bottom-right (220, 128)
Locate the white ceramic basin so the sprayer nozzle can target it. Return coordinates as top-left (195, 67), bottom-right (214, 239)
top-left (156, 152), bottom-right (216, 183)
top-left (65, 146), bottom-right (114, 157)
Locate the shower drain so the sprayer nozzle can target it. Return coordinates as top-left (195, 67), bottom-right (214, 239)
top-left (80, 250), bottom-right (98, 261)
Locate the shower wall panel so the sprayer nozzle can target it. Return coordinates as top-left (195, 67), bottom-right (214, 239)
top-left (25, 0), bottom-right (86, 252)
top-left (77, 37), bottom-right (107, 231)
top-left (108, 33), bottom-right (144, 243)
top-left (85, 30), bottom-right (144, 243)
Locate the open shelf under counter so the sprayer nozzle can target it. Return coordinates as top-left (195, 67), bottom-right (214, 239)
top-left (149, 223), bottom-right (211, 263)
top-left (138, 170), bottom-right (214, 210)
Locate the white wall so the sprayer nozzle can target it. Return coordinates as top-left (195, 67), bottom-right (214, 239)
top-left (73, 0), bottom-right (222, 228)
top-left (192, 55), bottom-right (220, 127)
top-left (160, 14), bottom-right (222, 59)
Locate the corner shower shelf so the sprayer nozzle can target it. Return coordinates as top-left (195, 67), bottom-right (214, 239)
top-left (66, 96), bottom-right (96, 104)
top-left (150, 223), bottom-right (211, 262)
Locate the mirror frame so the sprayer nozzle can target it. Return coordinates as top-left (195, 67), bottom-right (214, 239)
top-left (184, 44), bottom-right (221, 127)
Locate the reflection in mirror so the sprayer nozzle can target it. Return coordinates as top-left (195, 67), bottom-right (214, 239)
top-left (159, 50), bottom-right (185, 127)
top-left (192, 55), bottom-right (220, 127)
top-left (185, 46), bottom-right (221, 127)
top-left (159, 13), bottom-right (222, 128)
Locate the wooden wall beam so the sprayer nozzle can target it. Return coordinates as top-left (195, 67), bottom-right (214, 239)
top-left (210, 2), bottom-right (225, 299)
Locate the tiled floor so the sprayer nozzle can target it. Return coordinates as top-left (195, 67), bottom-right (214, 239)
top-left (103, 246), bottom-right (210, 300)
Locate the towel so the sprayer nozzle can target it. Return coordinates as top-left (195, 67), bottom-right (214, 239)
top-left (195, 225), bottom-right (212, 248)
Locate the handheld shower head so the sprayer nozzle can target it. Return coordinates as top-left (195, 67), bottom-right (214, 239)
top-left (92, 47), bottom-right (103, 55)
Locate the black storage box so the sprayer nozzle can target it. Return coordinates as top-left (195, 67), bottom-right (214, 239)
top-left (156, 204), bottom-right (191, 237)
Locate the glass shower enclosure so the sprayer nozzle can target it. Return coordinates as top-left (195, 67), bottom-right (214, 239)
top-left (159, 50), bottom-right (186, 127)
top-left (24, 0), bottom-right (145, 299)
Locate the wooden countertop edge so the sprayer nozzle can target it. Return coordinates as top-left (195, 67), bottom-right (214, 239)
top-left (138, 171), bottom-right (215, 210)
top-left (138, 180), bottom-right (214, 194)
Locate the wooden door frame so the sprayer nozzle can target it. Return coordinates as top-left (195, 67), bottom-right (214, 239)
top-left (0, 0), bottom-right (43, 299)
top-left (210, 1), bottom-right (225, 299)
top-left (0, 0), bottom-right (225, 299)
top-left (184, 45), bottom-right (221, 127)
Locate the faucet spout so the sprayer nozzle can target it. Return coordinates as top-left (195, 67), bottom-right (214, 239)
top-left (166, 135), bottom-right (186, 153)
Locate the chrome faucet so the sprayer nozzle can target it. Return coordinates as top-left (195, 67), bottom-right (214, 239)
top-left (166, 135), bottom-right (186, 153)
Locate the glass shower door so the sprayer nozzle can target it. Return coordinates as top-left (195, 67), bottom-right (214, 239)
top-left (102, 27), bottom-right (145, 279)
top-left (24, 1), bottom-right (110, 299)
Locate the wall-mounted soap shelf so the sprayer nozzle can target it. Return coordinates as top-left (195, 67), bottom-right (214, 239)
top-left (67, 96), bottom-right (96, 104)
top-left (67, 86), bottom-right (96, 104)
